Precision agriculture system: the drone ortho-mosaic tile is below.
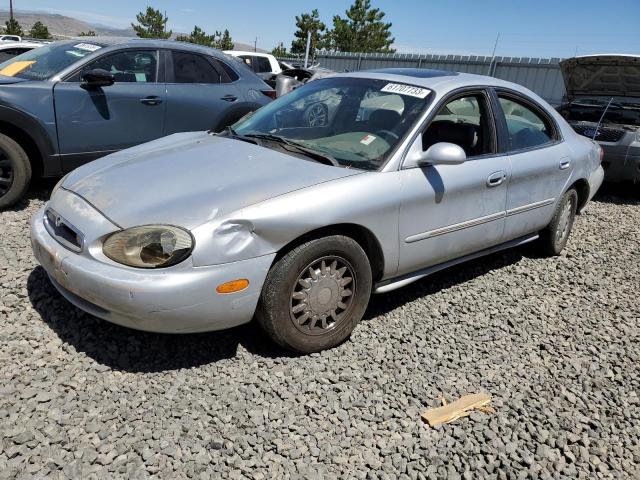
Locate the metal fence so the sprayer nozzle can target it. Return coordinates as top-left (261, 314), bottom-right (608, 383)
top-left (279, 51), bottom-right (567, 105)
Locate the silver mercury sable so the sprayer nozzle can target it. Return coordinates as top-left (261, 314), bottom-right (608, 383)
top-left (31, 68), bottom-right (604, 353)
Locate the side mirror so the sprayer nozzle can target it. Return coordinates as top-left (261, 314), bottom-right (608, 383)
top-left (404, 138), bottom-right (467, 168)
top-left (81, 69), bottom-right (115, 88)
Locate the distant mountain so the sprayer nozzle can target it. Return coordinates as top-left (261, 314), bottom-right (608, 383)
top-left (0, 10), bottom-right (266, 52)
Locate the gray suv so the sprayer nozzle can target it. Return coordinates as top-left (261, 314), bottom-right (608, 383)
top-left (0, 38), bottom-right (273, 208)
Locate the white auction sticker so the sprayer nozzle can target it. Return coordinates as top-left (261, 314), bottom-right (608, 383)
top-left (360, 134), bottom-right (377, 145)
top-left (381, 83), bottom-right (430, 98)
top-left (73, 43), bottom-right (102, 52)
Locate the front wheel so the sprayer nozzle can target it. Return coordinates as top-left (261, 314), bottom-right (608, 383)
top-left (256, 235), bottom-right (372, 353)
top-left (0, 133), bottom-right (31, 209)
top-left (538, 188), bottom-right (578, 256)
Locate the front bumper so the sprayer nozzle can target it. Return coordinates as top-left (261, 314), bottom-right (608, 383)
top-left (30, 206), bottom-right (275, 333)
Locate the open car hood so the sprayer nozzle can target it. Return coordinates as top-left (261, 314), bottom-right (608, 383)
top-left (560, 55), bottom-right (640, 100)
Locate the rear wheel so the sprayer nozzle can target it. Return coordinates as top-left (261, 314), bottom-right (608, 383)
top-left (538, 188), bottom-right (577, 256)
top-left (0, 133), bottom-right (31, 209)
top-left (257, 235), bottom-right (372, 353)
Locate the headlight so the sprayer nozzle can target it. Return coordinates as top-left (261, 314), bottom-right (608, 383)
top-left (51, 173), bottom-right (70, 197)
top-left (103, 225), bottom-right (193, 268)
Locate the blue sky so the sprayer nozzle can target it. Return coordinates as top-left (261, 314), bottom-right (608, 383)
top-left (12, 0), bottom-right (640, 58)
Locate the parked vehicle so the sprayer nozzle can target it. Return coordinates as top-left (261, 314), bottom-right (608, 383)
top-left (0, 35), bottom-right (22, 42)
top-left (31, 68), bottom-right (604, 353)
top-left (0, 37), bottom-right (273, 208)
top-left (224, 50), bottom-right (291, 87)
top-left (557, 55), bottom-right (640, 183)
top-left (0, 41), bottom-right (43, 62)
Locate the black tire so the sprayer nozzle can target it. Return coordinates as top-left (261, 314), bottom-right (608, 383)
top-left (0, 133), bottom-right (31, 209)
top-left (256, 235), bottom-right (372, 353)
top-left (538, 188), bottom-right (578, 256)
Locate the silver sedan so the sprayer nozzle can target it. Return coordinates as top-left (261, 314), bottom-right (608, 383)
top-left (31, 68), bottom-right (604, 353)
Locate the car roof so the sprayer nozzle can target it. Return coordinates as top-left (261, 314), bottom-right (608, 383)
top-left (224, 50), bottom-right (272, 58)
top-left (335, 68), bottom-right (531, 95)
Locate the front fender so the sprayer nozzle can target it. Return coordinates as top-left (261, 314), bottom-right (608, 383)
top-left (190, 172), bottom-right (402, 279)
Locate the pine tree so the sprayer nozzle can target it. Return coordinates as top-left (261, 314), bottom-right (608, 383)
top-left (132, 7), bottom-right (171, 39)
top-left (79, 30), bottom-right (96, 37)
top-left (28, 21), bottom-right (52, 40)
top-left (4, 17), bottom-right (23, 36)
top-left (325, 0), bottom-right (395, 53)
top-left (176, 26), bottom-right (215, 46)
top-left (217, 29), bottom-right (234, 51)
top-left (290, 9), bottom-right (326, 57)
top-left (271, 42), bottom-right (288, 57)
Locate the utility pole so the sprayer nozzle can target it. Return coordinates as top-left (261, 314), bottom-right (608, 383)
top-left (304, 30), bottom-right (311, 68)
top-left (254, 37), bottom-right (257, 52)
top-left (9, 0), bottom-right (14, 20)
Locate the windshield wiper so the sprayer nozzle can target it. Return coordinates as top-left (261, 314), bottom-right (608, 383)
top-left (216, 126), bottom-right (263, 146)
top-left (244, 133), bottom-right (340, 167)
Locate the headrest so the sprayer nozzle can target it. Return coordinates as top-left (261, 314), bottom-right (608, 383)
top-left (425, 121), bottom-right (478, 150)
top-left (369, 109), bottom-right (401, 130)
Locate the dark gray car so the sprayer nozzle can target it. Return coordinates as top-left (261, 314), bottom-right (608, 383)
top-left (0, 38), bottom-right (273, 208)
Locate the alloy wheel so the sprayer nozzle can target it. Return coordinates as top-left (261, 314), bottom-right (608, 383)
top-left (0, 154), bottom-right (13, 198)
top-left (555, 195), bottom-right (575, 245)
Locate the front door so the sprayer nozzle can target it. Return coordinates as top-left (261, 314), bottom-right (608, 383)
top-left (53, 49), bottom-right (166, 170)
top-left (397, 90), bottom-right (511, 276)
top-left (494, 91), bottom-right (574, 240)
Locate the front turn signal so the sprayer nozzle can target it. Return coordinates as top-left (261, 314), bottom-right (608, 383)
top-left (216, 279), bottom-right (249, 294)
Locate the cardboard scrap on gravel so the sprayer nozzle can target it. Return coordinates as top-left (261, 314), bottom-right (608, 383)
top-left (421, 393), bottom-right (495, 426)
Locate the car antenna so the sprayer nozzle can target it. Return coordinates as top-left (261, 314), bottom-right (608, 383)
top-left (592, 97), bottom-right (614, 140)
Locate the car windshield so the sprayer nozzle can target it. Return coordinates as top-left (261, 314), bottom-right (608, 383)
top-left (0, 41), bottom-right (104, 80)
top-left (232, 77), bottom-right (432, 170)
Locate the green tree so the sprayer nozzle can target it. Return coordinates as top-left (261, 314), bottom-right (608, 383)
top-left (216, 29), bottom-right (233, 50)
top-left (271, 42), bottom-right (287, 57)
top-left (325, 0), bottom-right (395, 53)
top-left (28, 21), bottom-right (52, 40)
top-left (4, 17), bottom-right (23, 36)
top-left (132, 7), bottom-right (171, 39)
top-left (177, 27), bottom-right (234, 50)
top-left (176, 26), bottom-right (215, 46)
top-left (290, 9), bottom-right (326, 57)
top-left (79, 30), bottom-right (96, 37)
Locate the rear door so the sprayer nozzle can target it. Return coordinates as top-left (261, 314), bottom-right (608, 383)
top-left (53, 48), bottom-right (166, 170)
top-left (397, 89), bottom-right (511, 275)
top-left (494, 90), bottom-right (573, 241)
top-left (163, 50), bottom-right (242, 134)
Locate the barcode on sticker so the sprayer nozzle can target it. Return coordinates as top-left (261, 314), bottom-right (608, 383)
top-left (381, 83), bottom-right (430, 98)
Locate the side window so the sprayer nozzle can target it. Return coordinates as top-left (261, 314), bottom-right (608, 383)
top-left (211, 58), bottom-right (239, 82)
top-left (254, 56), bottom-right (272, 73)
top-left (239, 55), bottom-right (254, 70)
top-left (84, 50), bottom-right (158, 83)
top-left (172, 52), bottom-right (221, 84)
top-left (498, 96), bottom-right (554, 150)
top-left (422, 93), bottom-right (494, 157)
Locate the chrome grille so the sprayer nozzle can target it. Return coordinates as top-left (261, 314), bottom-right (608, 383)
top-left (572, 124), bottom-right (626, 143)
top-left (44, 208), bottom-right (84, 252)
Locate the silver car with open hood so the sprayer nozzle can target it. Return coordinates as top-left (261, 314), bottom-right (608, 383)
top-left (31, 68), bottom-right (604, 353)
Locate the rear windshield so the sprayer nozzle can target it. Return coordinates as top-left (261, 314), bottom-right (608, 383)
top-left (0, 41), bottom-right (105, 80)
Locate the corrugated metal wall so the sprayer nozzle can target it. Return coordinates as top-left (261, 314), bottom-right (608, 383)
top-left (279, 52), bottom-right (567, 105)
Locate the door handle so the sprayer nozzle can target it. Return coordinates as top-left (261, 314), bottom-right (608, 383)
top-left (559, 159), bottom-right (571, 170)
top-left (221, 94), bottom-right (238, 102)
top-left (139, 96), bottom-right (162, 106)
top-left (486, 171), bottom-right (507, 187)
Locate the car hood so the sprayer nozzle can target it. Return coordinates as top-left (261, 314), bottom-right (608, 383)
top-left (560, 55), bottom-right (640, 100)
top-left (62, 131), bottom-right (362, 230)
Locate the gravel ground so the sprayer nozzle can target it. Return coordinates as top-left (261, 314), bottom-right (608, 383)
top-left (1, 184), bottom-right (639, 479)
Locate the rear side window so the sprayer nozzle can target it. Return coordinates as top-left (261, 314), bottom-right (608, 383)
top-left (254, 56), bottom-right (272, 73)
top-left (498, 95), bottom-right (555, 150)
top-left (211, 58), bottom-right (239, 82)
top-left (172, 52), bottom-right (220, 84)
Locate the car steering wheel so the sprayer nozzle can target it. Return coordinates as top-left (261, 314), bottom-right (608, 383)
top-left (375, 129), bottom-right (399, 143)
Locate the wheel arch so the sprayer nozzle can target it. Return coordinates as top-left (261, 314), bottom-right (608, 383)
top-left (568, 177), bottom-right (590, 213)
top-left (273, 223), bottom-right (386, 282)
